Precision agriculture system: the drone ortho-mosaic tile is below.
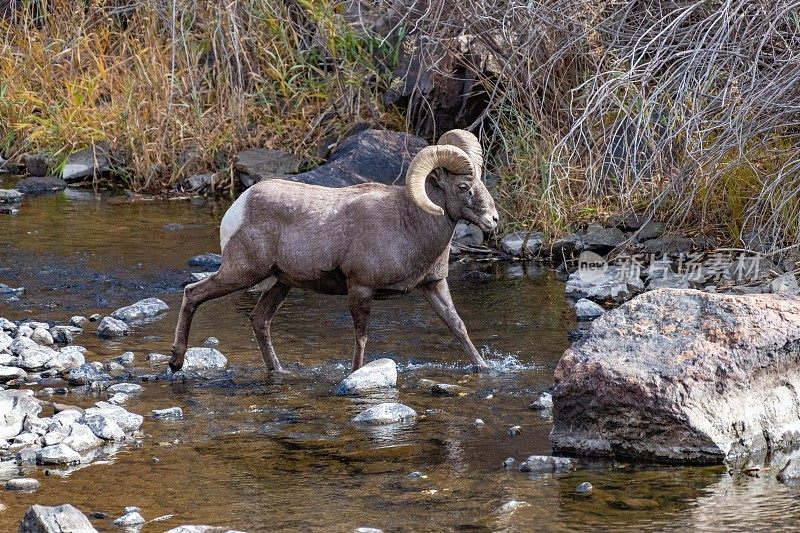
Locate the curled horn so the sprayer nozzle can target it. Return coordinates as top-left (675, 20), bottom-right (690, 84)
top-left (405, 145), bottom-right (474, 216)
top-left (438, 129), bottom-right (483, 179)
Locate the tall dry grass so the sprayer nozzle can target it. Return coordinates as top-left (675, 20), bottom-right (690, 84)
top-left (388, 0), bottom-right (800, 250)
top-left (0, 0), bottom-right (401, 191)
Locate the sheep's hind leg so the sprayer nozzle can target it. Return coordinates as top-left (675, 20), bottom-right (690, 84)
top-left (250, 281), bottom-right (292, 374)
top-left (419, 278), bottom-right (489, 372)
top-left (347, 284), bottom-right (374, 372)
top-left (170, 269), bottom-right (266, 372)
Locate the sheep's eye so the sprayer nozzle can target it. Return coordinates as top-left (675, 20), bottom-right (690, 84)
top-left (458, 183), bottom-right (470, 192)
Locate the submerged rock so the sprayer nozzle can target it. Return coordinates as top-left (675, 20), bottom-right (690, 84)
top-left (97, 317), bottom-right (130, 338)
top-left (518, 455), bottom-right (574, 473)
top-left (152, 407), bottom-right (183, 420)
top-left (352, 403), bottom-right (417, 425)
top-left (552, 289), bottom-right (800, 464)
top-left (0, 188), bottom-right (23, 203)
top-left (16, 176), bottom-right (67, 194)
top-left (335, 358), bottom-right (397, 395)
top-left (575, 482), bottom-right (593, 494)
top-left (111, 297), bottom-right (169, 323)
top-left (112, 509), bottom-right (145, 527)
top-left (165, 527), bottom-right (246, 533)
top-left (19, 504), bottom-right (98, 533)
top-left (84, 402), bottom-right (143, 434)
top-left (777, 459), bottom-right (800, 483)
top-left (67, 364), bottom-right (110, 385)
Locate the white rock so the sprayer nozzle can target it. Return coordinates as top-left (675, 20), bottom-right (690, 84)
top-left (0, 389), bottom-right (42, 440)
top-left (5, 477), bottom-right (40, 491)
top-left (46, 346), bottom-right (86, 371)
top-left (31, 327), bottom-right (54, 345)
top-left (39, 443), bottom-right (82, 464)
top-left (181, 347), bottom-right (228, 372)
top-left (108, 383), bottom-right (143, 395)
top-left (336, 358), bottom-right (397, 395)
top-left (19, 504), bottom-right (98, 533)
top-left (152, 407), bottom-right (183, 420)
top-left (97, 317), bottom-right (130, 339)
top-left (112, 510), bottom-right (145, 527)
top-left (84, 414), bottom-right (126, 441)
top-left (0, 365), bottom-right (26, 382)
top-left (575, 298), bottom-right (605, 320)
top-left (111, 297), bottom-right (169, 323)
top-left (84, 402), bottom-right (143, 433)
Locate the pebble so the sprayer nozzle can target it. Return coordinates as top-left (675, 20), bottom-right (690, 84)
top-left (575, 482), bottom-right (593, 494)
top-left (112, 510), bottom-right (145, 526)
top-left (89, 314), bottom-right (102, 322)
top-left (116, 351), bottom-right (135, 364)
top-left (507, 425), bottom-right (522, 436)
top-left (472, 418), bottom-right (485, 428)
top-left (147, 353), bottom-right (171, 364)
top-left (202, 337), bottom-right (220, 348)
top-left (97, 316), bottom-right (130, 338)
top-left (529, 392), bottom-right (553, 411)
top-left (502, 457), bottom-right (516, 468)
top-left (108, 382), bottom-right (143, 395)
top-left (31, 328), bottom-right (53, 345)
top-left (5, 477), bottom-right (40, 491)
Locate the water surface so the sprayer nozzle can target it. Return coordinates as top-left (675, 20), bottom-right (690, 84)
top-left (0, 185), bottom-right (798, 532)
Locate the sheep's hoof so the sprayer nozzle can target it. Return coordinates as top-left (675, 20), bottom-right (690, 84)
top-left (472, 363), bottom-right (490, 373)
top-left (168, 360), bottom-right (183, 373)
top-left (271, 367), bottom-right (295, 378)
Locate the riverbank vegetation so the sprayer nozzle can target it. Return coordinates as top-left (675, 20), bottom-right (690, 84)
top-left (1, 1), bottom-right (799, 250)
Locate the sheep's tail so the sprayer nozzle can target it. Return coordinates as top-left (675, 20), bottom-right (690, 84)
top-left (219, 187), bottom-right (253, 252)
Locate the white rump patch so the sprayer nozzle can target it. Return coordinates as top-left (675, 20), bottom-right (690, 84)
top-left (220, 188), bottom-right (252, 252)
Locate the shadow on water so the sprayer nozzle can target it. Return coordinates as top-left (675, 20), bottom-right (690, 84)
top-left (1, 187), bottom-right (799, 531)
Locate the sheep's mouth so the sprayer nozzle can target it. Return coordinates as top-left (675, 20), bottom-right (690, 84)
top-left (477, 220), bottom-right (498, 233)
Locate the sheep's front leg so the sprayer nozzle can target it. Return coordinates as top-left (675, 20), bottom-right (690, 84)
top-left (347, 284), bottom-right (374, 372)
top-left (419, 278), bottom-right (489, 372)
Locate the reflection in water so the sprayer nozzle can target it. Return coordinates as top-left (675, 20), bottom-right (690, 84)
top-left (1, 188), bottom-right (799, 530)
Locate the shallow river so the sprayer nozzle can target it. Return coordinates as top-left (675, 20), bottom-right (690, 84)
top-left (1, 184), bottom-right (799, 532)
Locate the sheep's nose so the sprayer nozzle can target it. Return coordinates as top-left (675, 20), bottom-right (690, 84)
top-left (491, 213), bottom-right (499, 224)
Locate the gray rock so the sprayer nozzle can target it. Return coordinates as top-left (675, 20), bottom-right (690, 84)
top-left (352, 403), bottom-right (417, 425)
top-left (777, 459), bottom-right (800, 483)
top-left (108, 382), bottom-right (143, 395)
top-left (39, 443), bottom-right (81, 464)
top-left (646, 271), bottom-right (691, 291)
top-left (507, 425), bottom-right (522, 436)
top-left (105, 362), bottom-right (125, 374)
top-left (581, 225), bottom-right (625, 252)
top-left (47, 346), bottom-right (86, 371)
top-left (84, 415), bottom-right (125, 441)
top-left (17, 324), bottom-right (33, 336)
top-left (453, 221), bottom-right (484, 247)
top-left (67, 364), bottom-right (110, 385)
top-left (292, 129), bottom-right (427, 188)
top-left (97, 317), bottom-right (130, 338)
top-left (180, 347), bottom-right (228, 372)
top-left (51, 325), bottom-right (81, 345)
top-left (190, 272), bottom-right (214, 282)
top-left (0, 188), bottom-right (23, 203)
top-left (575, 298), bottom-right (605, 320)
top-left (84, 402), bottom-right (143, 433)
top-left (235, 148), bottom-right (300, 188)
top-left (430, 383), bottom-right (469, 396)
top-left (565, 266), bottom-right (644, 304)
top-left (188, 253), bottom-right (222, 270)
top-left (575, 482), bottom-right (593, 494)
top-left (636, 221), bottom-right (666, 241)
top-left (186, 173), bottom-right (216, 191)
top-left (549, 233), bottom-right (583, 261)
top-left (12, 337), bottom-right (58, 369)
top-left (0, 389), bottom-right (41, 440)
top-left (518, 455), bottom-right (574, 473)
top-left (642, 235), bottom-right (694, 256)
top-left (43, 423), bottom-right (101, 452)
top-left (529, 392), bottom-right (553, 411)
top-left (0, 330), bottom-right (12, 352)
top-left (499, 231), bottom-right (545, 257)
top-left (497, 501), bottom-right (531, 514)
top-left (335, 358), bottom-right (397, 395)
top-left (31, 327), bottom-right (53, 346)
top-left (502, 457), bottom-right (516, 468)
top-left (24, 153), bottom-right (53, 177)
top-left (17, 447), bottom-right (38, 464)
top-left (116, 351), bottom-right (135, 364)
top-left (51, 410), bottom-right (84, 427)
top-left (551, 288), bottom-right (800, 463)
top-left (112, 510), bottom-right (145, 527)
top-left (166, 525), bottom-right (244, 533)
top-left (472, 418), bottom-right (485, 428)
top-left (15, 176), bottom-right (67, 194)
top-left (69, 316), bottom-right (88, 328)
top-left (152, 407), bottom-right (183, 420)
top-left (61, 145), bottom-right (112, 183)
top-left (0, 283), bottom-right (24, 299)
top-left (111, 297), bottom-right (169, 323)
top-left (147, 353), bottom-right (171, 364)
top-left (769, 272), bottom-right (800, 295)
top-left (19, 504), bottom-right (98, 533)
top-left (202, 337), bottom-right (219, 348)
top-left (0, 365), bottom-right (27, 382)
top-left (89, 314), bottom-right (102, 322)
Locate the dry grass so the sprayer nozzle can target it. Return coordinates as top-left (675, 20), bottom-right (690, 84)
top-left (0, 0), bottom-right (400, 191)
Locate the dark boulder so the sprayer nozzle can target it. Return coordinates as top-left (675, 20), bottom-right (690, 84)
top-left (235, 148), bottom-right (300, 188)
top-left (16, 176), bottom-right (67, 194)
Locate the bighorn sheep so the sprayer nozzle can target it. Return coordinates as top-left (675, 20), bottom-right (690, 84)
top-left (169, 129), bottom-right (499, 374)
